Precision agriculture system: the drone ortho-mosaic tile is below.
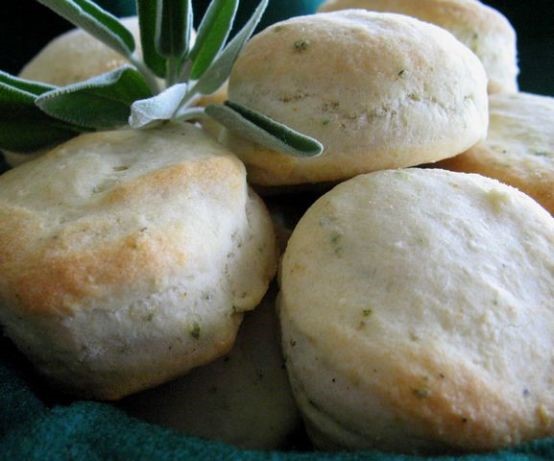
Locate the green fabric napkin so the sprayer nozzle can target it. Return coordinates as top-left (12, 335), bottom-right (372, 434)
top-left (1, 342), bottom-right (553, 460)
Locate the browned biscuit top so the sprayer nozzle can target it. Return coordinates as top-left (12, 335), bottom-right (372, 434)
top-left (0, 124), bottom-right (246, 315)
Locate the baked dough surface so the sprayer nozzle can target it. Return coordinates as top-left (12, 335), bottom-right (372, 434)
top-left (122, 289), bottom-right (300, 450)
top-left (319, 0), bottom-right (519, 94)
top-left (280, 168), bottom-right (554, 453)
top-left (0, 123), bottom-right (277, 400)
top-left (437, 92), bottom-right (554, 214)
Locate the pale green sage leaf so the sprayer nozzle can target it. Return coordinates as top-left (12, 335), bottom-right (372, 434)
top-left (205, 101), bottom-right (323, 157)
top-left (136, 0), bottom-right (166, 78)
top-left (0, 71), bottom-right (56, 96)
top-left (0, 76), bottom-right (83, 152)
top-left (194, 0), bottom-right (267, 96)
top-left (36, 66), bottom-right (153, 130)
top-left (188, 0), bottom-right (238, 80)
top-left (156, 0), bottom-right (193, 60)
top-left (129, 82), bottom-right (189, 128)
top-left (36, 0), bottom-right (136, 57)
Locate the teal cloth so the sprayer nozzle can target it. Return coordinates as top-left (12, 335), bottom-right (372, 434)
top-left (1, 344), bottom-right (554, 460)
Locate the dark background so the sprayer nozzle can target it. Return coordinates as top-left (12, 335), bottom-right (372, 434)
top-left (0, 0), bottom-right (552, 95)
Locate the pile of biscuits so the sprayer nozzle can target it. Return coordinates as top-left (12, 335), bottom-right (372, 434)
top-left (0, 0), bottom-right (552, 454)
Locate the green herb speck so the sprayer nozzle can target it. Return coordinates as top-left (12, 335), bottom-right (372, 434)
top-left (412, 387), bottom-right (431, 399)
top-left (329, 232), bottom-right (344, 256)
top-left (190, 322), bottom-right (201, 340)
top-left (294, 40), bottom-right (310, 52)
top-left (363, 309), bottom-right (373, 317)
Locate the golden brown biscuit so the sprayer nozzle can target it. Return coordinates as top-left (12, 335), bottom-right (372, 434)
top-left (318, 0), bottom-right (519, 94)
top-left (436, 92), bottom-right (553, 214)
top-left (223, 10), bottom-right (488, 186)
top-left (280, 169), bottom-right (554, 453)
top-left (0, 123), bottom-right (277, 400)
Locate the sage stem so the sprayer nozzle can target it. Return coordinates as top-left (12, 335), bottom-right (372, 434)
top-left (129, 55), bottom-right (161, 94)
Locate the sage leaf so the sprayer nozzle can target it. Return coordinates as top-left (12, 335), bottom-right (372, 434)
top-left (36, 0), bottom-right (135, 57)
top-left (205, 101), bottom-right (323, 157)
top-left (0, 115), bottom-right (81, 153)
top-left (0, 77), bottom-right (82, 152)
top-left (36, 66), bottom-right (153, 130)
top-left (0, 71), bottom-right (56, 96)
top-left (136, 0), bottom-right (166, 78)
top-left (188, 0), bottom-right (238, 80)
top-left (174, 107), bottom-right (205, 122)
top-left (194, 0), bottom-right (267, 96)
top-left (156, 0), bottom-right (193, 59)
top-left (129, 83), bottom-right (189, 128)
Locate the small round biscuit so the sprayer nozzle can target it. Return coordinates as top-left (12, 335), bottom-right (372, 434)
top-left (121, 289), bottom-right (300, 450)
top-left (223, 11), bottom-right (488, 186)
top-left (280, 169), bottom-right (554, 453)
top-left (0, 123), bottom-right (277, 400)
top-left (436, 92), bottom-right (554, 214)
top-left (318, 0), bottom-right (519, 94)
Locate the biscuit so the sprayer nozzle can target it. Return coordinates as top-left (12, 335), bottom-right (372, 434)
top-left (318, 0), bottom-right (519, 94)
top-left (122, 288), bottom-right (300, 450)
top-left (436, 92), bottom-right (553, 214)
top-left (0, 123), bottom-right (277, 400)
top-left (280, 169), bottom-right (554, 453)
top-left (223, 11), bottom-right (488, 186)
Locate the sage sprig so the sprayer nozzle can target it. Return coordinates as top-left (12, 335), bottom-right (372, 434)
top-left (0, 0), bottom-right (323, 158)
